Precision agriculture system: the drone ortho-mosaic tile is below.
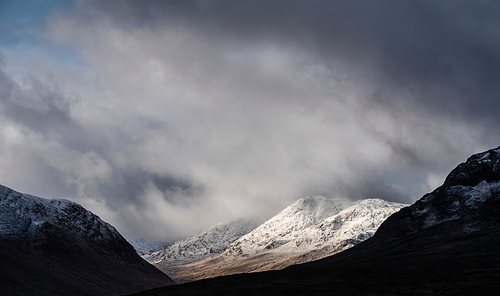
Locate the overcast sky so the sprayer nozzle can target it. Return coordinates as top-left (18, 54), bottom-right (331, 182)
top-left (1, 0), bottom-right (500, 241)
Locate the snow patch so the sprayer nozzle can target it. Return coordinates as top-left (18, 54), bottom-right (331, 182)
top-left (462, 180), bottom-right (493, 207)
top-left (479, 152), bottom-right (490, 160)
top-left (418, 180), bottom-right (500, 229)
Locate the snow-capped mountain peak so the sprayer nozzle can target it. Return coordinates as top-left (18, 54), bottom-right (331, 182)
top-left (0, 184), bottom-right (122, 247)
top-left (148, 195), bottom-right (407, 283)
top-left (280, 196), bottom-right (352, 225)
top-left (143, 218), bottom-right (261, 265)
top-left (219, 196), bottom-right (406, 259)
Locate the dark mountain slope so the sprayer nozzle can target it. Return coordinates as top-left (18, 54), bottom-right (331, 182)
top-left (0, 184), bottom-right (175, 296)
top-left (129, 146), bottom-right (500, 296)
top-left (303, 146), bottom-right (500, 269)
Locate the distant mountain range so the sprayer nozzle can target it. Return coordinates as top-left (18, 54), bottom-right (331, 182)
top-left (0, 185), bottom-right (175, 296)
top-left (145, 196), bottom-right (406, 283)
top-left (132, 146), bottom-right (500, 295)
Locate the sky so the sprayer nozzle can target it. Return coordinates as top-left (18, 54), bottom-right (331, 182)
top-left (1, 0), bottom-right (500, 242)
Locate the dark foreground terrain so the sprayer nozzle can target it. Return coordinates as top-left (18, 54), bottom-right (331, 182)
top-left (0, 184), bottom-right (175, 296)
top-left (131, 146), bottom-right (500, 296)
top-left (129, 235), bottom-right (500, 296)
top-left (133, 267), bottom-right (499, 296)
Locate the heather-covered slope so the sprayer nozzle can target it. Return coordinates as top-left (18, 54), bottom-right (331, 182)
top-left (0, 184), bottom-right (175, 296)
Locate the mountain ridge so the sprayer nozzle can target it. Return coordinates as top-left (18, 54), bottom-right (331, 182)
top-left (147, 196), bottom-right (406, 283)
top-left (144, 218), bottom-right (262, 265)
top-left (0, 184), bottom-right (175, 296)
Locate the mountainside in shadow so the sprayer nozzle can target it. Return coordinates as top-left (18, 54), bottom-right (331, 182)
top-left (0, 184), bottom-right (175, 296)
top-left (147, 196), bottom-right (406, 283)
top-left (129, 146), bottom-right (500, 296)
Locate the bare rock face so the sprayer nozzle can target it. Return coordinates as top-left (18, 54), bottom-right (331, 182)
top-left (0, 184), bottom-right (175, 296)
top-left (443, 147), bottom-right (500, 187)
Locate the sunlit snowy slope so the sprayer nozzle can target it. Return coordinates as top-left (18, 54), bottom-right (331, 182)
top-left (144, 218), bottom-right (262, 265)
top-left (147, 196), bottom-right (407, 283)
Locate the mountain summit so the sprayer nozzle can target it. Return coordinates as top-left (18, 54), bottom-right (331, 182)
top-left (373, 146), bottom-right (500, 241)
top-left (147, 196), bottom-right (406, 283)
top-left (0, 184), bottom-right (175, 296)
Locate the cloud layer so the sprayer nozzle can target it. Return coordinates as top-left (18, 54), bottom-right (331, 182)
top-left (1, 0), bottom-right (500, 241)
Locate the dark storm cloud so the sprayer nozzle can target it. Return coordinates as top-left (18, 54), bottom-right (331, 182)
top-left (0, 55), bottom-right (211, 240)
top-left (0, 60), bottom-right (74, 132)
top-left (0, 60), bottom-right (199, 208)
top-left (98, 169), bottom-right (201, 210)
top-left (53, 0), bottom-right (500, 203)
top-left (85, 0), bottom-right (500, 123)
top-left (2, 80), bottom-right (75, 135)
top-left (0, 55), bottom-right (80, 143)
top-left (63, 1), bottom-right (500, 185)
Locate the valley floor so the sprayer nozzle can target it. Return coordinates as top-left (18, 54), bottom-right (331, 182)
top-left (129, 265), bottom-right (500, 296)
